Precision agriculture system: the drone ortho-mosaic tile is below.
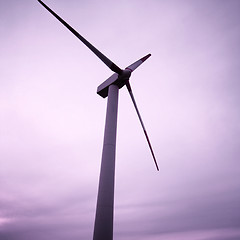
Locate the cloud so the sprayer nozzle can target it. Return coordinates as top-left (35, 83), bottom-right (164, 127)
top-left (1, 0), bottom-right (240, 239)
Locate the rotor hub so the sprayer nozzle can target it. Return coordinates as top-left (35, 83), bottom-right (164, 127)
top-left (120, 69), bottom-right (132, 80)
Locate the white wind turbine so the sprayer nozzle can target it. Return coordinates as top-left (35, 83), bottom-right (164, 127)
top-left (37, 1), bottom-right (159, 239)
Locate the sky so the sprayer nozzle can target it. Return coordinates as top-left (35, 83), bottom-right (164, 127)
top-left (0, 0), bottom-right (240, 239)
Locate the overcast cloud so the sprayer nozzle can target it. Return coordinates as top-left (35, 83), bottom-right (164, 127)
top-left (0, 0), bottom-right (240, 239)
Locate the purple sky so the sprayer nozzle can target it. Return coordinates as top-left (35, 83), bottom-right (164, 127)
top-left (1, 0), bottom-right (240, 239)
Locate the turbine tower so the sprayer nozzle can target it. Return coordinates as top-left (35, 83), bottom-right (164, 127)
top-left (37, 1), bottom-right (159, 239)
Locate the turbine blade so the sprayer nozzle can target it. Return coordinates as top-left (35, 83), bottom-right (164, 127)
top-left (37, 0), bottom-right (122, 74)
top-left (126, 81), bottom-right (159, 171)
top-left (125, 54), bottom-right (151, 72)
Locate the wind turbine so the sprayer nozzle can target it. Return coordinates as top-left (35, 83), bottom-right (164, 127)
top-left (37, 1), bottom-right (159, 239)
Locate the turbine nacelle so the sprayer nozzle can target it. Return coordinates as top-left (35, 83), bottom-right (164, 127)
top-left (97, 69), bottom-right (131, 98)
top-left (97, 54), bottom-right (151, 98)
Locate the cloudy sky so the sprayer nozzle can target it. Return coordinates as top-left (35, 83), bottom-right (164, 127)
top-left (1, 0), bottom-right (240, 239)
